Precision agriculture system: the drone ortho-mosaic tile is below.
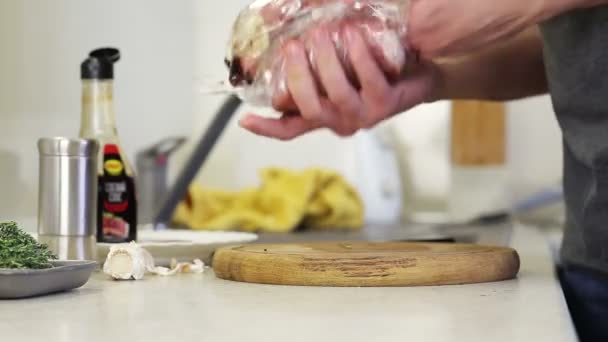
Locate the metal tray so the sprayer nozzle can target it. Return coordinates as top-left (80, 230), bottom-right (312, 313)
top-left (0, 260), bottom-right (97, 299)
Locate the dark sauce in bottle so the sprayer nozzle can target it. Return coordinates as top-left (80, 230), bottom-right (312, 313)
top-left (98, 144), bottom-right (137, 243)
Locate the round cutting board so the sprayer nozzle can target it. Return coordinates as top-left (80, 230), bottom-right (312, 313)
top-left (212, 242), bottom-right (520, 287)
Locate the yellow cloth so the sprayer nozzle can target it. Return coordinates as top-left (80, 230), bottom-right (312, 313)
top-left (172, 168), bottom-right (364, 232)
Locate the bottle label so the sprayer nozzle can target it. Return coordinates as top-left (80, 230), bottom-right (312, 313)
top-left (98, 144), bottom-right (137, 243)
top-left (104, 159), bottom-right (124, 176)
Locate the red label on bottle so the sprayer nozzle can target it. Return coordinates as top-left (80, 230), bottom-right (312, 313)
top-left (103, 201), bottom-right (129, 213)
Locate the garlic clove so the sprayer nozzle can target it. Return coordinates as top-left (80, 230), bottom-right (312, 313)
top-left (103, 241), bottom-right (150, 280)
top-left (103, 241), bottom-right (205, 280)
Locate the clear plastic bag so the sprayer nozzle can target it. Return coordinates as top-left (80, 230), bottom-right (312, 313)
top-left (224, 0), bottom-right (411, 107)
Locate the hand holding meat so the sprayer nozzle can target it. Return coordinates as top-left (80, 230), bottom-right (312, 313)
top-left (225, 0), bottom-right (412, 108)
top-left (239, 26), bottom-right (441, 139)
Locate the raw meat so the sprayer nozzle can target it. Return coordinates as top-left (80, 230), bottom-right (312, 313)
top-left (225, 0), bottom-right (411, 107)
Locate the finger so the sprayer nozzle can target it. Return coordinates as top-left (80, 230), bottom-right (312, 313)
top-left (271, 92), bottom-right (297, 112)
top-left (344, 26), bottom-right (390, 98)
top-left (312, 28), bottom-right (362, 127)
top-left (270, 56), bottom-right (298, 112)
top-left (271, 88), bottom-right (297, 112)
top-left (344, 26), bottom-right (395, 126)
top-left (239, 113), bottom-right (320, 140)
top-left (284, 41), bottom-right (327, 123)
top-left (393, 63), bottom-right (438, 110)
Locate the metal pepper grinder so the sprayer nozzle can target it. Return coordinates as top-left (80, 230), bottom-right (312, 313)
top-left (37, 137), bottom-right (100, 261)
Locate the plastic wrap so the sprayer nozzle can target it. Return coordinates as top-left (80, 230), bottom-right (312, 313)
top-left (224, 0), bottom-right (411, 107)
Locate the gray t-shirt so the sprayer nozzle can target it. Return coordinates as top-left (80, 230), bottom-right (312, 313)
top-left (541, 6), bottom-right (608, 274)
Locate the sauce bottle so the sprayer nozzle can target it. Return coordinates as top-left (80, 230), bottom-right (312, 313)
top-left (79, 47), bottom-right (137, 243)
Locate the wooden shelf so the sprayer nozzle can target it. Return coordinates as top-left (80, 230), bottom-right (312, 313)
top-left (450, 100), bottom-right (506, 166)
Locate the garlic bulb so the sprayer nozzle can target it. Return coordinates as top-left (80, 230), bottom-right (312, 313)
top-left (103, 242), bottom-right (154, 280)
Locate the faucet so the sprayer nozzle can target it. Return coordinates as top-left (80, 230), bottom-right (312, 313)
top-left (136, 136), bottom-right (187, 226)
top-left (152, 95), bottom-right (243, 229)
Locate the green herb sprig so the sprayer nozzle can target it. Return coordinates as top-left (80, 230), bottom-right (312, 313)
top-left (0, 221), bottom-right (57, 269)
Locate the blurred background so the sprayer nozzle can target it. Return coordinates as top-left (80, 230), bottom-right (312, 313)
top-left (0, 0), bottom-right (563, 225)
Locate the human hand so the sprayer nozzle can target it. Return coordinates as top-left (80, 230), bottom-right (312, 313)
top-left (239, 26), bottom-right (441, 140)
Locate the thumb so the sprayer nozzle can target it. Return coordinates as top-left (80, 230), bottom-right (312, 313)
top-left (395, 62), bottom-right (441, 111)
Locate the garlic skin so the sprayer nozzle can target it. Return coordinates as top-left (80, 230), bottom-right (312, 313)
top-left (103, 241), bottom-right (205, 280)
top-left (103, 242), bottom-right (154, 280)
top-left (151, 259), bottom-right (205, 277)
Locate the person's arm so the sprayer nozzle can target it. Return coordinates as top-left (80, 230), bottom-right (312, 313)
top-left (408, 0), bottom-right (608, 59)
top-left (432, 26), bottom-right (547, 102)
top-left (240, 26), bottom-right (549, 139)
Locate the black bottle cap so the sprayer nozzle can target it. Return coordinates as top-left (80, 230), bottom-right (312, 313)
top-left (81, 47), bottom-right (121, 80)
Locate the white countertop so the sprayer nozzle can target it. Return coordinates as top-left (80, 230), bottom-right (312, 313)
top-left (1, 223), bottom-right (576, 342)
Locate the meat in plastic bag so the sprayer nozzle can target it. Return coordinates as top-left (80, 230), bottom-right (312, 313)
top-left (225, 0), bottom-right (411, 108)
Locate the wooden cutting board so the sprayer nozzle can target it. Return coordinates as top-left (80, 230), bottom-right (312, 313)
top-left (212, 242), bottom-right (520, 287)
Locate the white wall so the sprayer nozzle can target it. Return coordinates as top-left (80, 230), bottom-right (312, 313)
top-left (389, 94), bottom-right (563, 219)
top-left (0, 0), bottom-right (195, 219)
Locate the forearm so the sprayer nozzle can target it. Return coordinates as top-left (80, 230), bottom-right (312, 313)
top-left (434, 27), bottom-right (547, 101)
top-left (430, 0), bottom-right (608, 101)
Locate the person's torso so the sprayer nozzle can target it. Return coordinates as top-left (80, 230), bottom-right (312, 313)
top-left (540, 6), bottom-right (608, 274)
